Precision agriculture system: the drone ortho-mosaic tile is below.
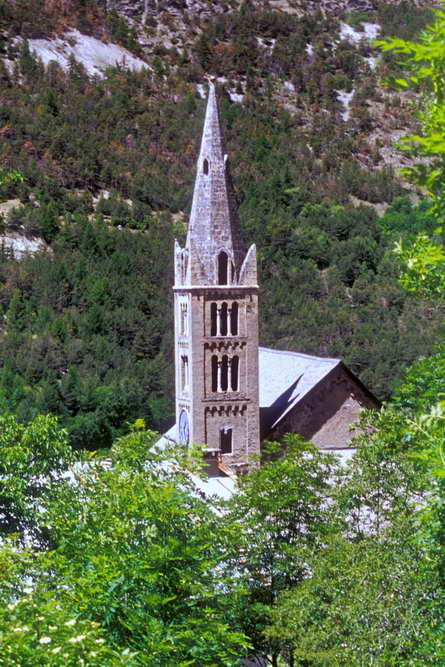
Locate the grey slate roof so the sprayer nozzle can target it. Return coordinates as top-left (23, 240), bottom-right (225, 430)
top-left (154, 424), bottom-right (178, 452)
top-left (259, 346), bottom-right (341, 432)
top-left (192, 473), bottom-right (237, 500)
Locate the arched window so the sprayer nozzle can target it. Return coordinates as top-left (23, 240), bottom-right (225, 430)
top-left (203, 158), bottom-right (209, 175)
top-left (218, 251), bottom-right (229, 285)
top-left (180, 302), bottom-right (188, 336)
top-left (230, 302), bottom-right (238, 336)
top-left (181, 355), bottom-right (189, 392)
top-left (211, 355), bottom-right (218, 392)
top-left (210, 303), bottom-right (217, 336)
top-left (180, 250), bottom-right (188, 284)
top-left (220, 302), bottom-right (228, 336)
top-left (220, 426), bottom-right (233, 454)
top-left (221, 355), bottom-right (228, 392)
top-left (231, 355), bottom-right (239, 391)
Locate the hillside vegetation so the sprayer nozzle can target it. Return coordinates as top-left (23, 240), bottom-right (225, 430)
top-left (2, 7), bottom-right (445, 666)
top-left (0, 0), bottom-right (442, 447)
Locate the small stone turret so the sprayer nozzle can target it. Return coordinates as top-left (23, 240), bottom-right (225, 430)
top-left (173, 82), bottom-right (260, 473)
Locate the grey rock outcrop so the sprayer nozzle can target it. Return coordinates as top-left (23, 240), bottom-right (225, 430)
top-left (106, 0), bottom-right (438, 23)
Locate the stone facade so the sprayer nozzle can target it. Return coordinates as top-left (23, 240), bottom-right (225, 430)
top-left (173, 83), bottom-right (260, 471)
top-left (264, 363), bottom-right (378, 448)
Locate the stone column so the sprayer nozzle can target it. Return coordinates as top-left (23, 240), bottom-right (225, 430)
top-left (217, 358), bottom-right (222, 393)
top-left (216, 307), bottom-right (221, 336)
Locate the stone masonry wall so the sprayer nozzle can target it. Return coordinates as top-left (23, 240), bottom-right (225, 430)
top-left (269, 365), bottom-right (378, 449)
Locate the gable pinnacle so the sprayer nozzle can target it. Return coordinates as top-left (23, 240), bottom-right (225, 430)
top-left (185, 81), bottom-right (246, 285)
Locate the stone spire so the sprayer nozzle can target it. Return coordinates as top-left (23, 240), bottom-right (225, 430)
top-left (173, 80), bottom-right (260, 470)
top-left (185, 82), bottom-right (247, 285)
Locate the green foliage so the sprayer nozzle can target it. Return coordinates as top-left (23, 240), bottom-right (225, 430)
top-left (377, 2), bottom-right (435, 41)
top-left (0, 3), bottom-right (439, 440)
top-left (105, 10), bottom-right (141, 55)
top-left (0, 4), bottom-right (444, 665)
top-left (268, 534), bottom-right (441, 666)
top-left (0, 168), bottom-right (23, 189)
top-left (0, 0), bottom-right (55, 39)
top-left (344, 11), bottom-right (370, 28)
top-left (375, 11), bottom-right (445, 301)
top-left (0, 413), bottom-right (73, 543)
top-left (2, 407), bottom-right (445, 665)
top-left (260, 405), bottom-right (445, 665)
top-left (0, 560), bottom-right (125, 667)
top-left (256, 197), bottom-right (442, 398)
top-left (376, 9), bottom-right (445, 218)
top-left (378, 196), bottom-right (437, 237)
top-left (0, 47), bottom-right (439, 441)
top-left (395, 233), bottom-right (445, 297)
top-left (361, 17), bottom-right (445, 664)
top-left (337, 406), bottom-right (429, 538)
top-left (393, 343), bottom-right (445, 413)
top-left (8, 201), bottom-right (60, 240)
top-left (0, 425), bottom-right (250, 665)
top-left (0, 219), bottom-right (175, 449)
top-left (224, 437), bottom-right (341, 662)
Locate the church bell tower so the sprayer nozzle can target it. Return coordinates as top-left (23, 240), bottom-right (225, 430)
top-left (173, 82), bottom-right (260, 472)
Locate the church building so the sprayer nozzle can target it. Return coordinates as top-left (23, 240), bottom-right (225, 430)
top-left (168, 82), bottom-right (378, 476)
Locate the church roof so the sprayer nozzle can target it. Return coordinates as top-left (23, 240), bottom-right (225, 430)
top-left (259, 346), bottom-right (341, 432)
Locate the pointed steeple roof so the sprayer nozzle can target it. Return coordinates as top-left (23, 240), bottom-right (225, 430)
top-left (185, 82), bottom-right (246, 285)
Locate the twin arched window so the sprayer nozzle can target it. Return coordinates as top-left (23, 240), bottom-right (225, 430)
top-left (211, 355), bottom-right (239, 393)
top-left (210, 302), bottom-right (238, 337)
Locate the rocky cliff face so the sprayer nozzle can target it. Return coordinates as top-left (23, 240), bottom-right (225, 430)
top-left (0, 0), bottom-right (438, 208)
top-left (108, 0), bottom-right (438, 22)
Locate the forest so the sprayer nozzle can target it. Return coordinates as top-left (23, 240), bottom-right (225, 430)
top-left (1, 0), bottom-right (445, 664)
top-left (0, 1), bottom-right (442, 447)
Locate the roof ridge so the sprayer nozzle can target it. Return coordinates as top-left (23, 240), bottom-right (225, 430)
top-left (259, 346), bottom-right (341, 364)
